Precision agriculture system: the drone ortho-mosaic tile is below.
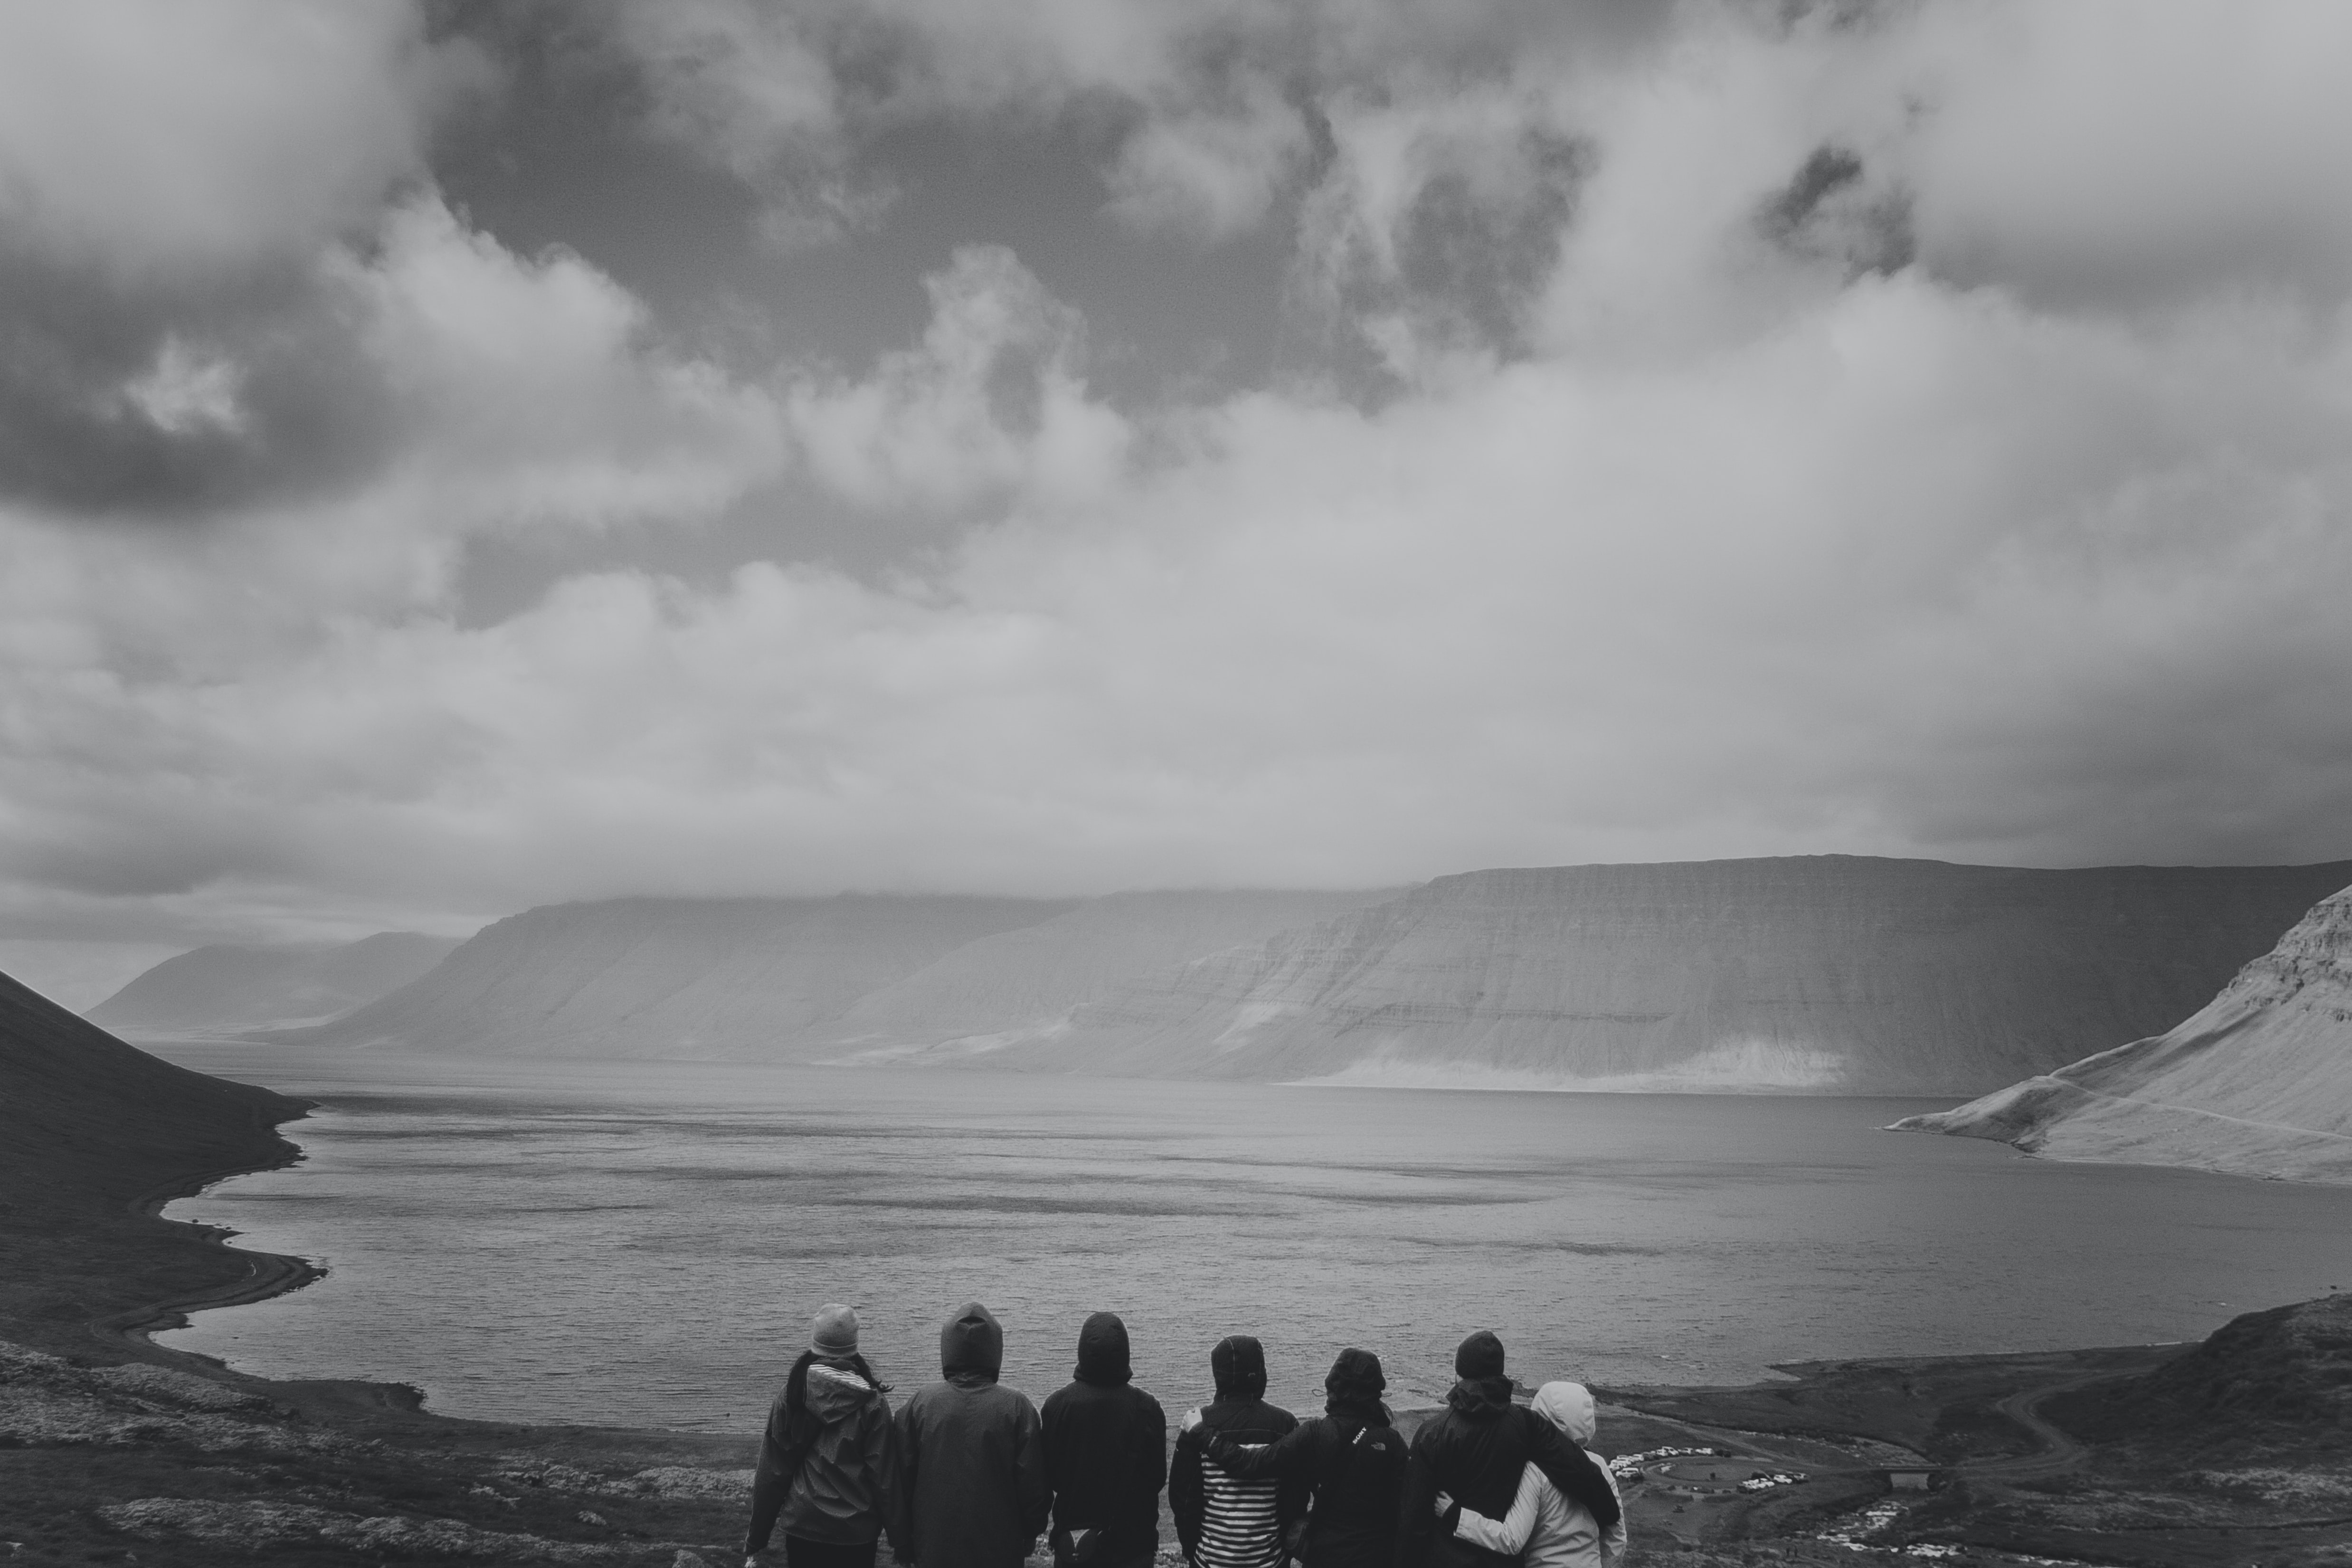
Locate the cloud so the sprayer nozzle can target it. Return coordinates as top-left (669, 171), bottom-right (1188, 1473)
top-left (6, 0), bottom-right (2352, 949)
top-left (786, 245), bottom-right (1131, 513)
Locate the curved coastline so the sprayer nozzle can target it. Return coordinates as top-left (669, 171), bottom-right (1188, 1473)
top-left (96, 1116), bottom-right (326, 1359)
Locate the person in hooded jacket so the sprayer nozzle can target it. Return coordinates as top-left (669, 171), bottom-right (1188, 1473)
top-left (1200, 1347), bottom-right (1409, 1568)
top-left (1398, 1332), bottom-right (1622, 1568)
top-left (743, 1304), bottom-right (905, 1568)
top-left (1432, 1383), bottom-right (1626, 1568)
top-left (893, 1302), bottom-right (1053, 1568)
top-left (1170, 1335), bottom-right (1302, 1568)
top-left (1040, 1311), bottom-right (1169, 1568)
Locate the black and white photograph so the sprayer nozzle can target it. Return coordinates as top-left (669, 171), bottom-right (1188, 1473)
top-left (2, 2), bottom-right (2350, 1565)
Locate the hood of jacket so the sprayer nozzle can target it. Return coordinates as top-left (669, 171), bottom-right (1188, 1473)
top-left (1531, 1381), bottom-right (1596, 1446)
top-left (1074, 1311), bottom-right (1132, 1386)
top-left (1443, 1375), bottom-right (1517, 1420)
top-left (1323, 1346), bottom-right (1388, 1423)
top-left (1211, 1334), bottom-right (1266, 1401)
top-left (804, 1360), bottom-right (879, 1424)
top-left (941, 1302), bottom-right (1004, 1382)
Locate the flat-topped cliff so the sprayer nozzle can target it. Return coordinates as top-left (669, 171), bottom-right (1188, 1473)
top-left (88, 932), bottom-right (463, 1034)
top-left (968, 856), bottom-right (2352, 1093)
top-left (286, 894), bottom-right (1079, 1057)
top-left (1896, 883), bottom-right (2352, 1181)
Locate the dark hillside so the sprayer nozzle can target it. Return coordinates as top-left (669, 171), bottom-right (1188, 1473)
top-left (2046, 1292), bottom-right (2352, 1463)
top-left (0, 967), bottom-right (307, 1355)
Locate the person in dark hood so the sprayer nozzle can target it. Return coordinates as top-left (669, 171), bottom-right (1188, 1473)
top-left (1040, 1311), bottom-right (1169, 1568)
top-left (743, 1304), bottom-right (905, 1568)
top-left (1399, 1332), bottom-right (1621, 1568)
top-left (893, 1302), bottom-right (1053, 1568)
top-left (1199, 1347), bottom-right (1408, 1568)
top-left (1170, 1335), bottom-right (1302, 1568)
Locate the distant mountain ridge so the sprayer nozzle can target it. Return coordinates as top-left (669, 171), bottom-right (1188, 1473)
top-left (87, 932), bottom-right (464, 1034)
top-left (272, 856), bottom-right (2352, 1094)
top-left (286, 894), bottom-right (1080, 1056)
top-left (929, 856), bottom-right (2352, 1093)
top-left (1896, 880), bottom-right (2352, 1182)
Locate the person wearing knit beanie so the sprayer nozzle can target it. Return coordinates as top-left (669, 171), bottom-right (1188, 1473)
top-left (811, 1303), bottom-right (861, 1359)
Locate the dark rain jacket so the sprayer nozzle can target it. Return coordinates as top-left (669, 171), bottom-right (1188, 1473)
top-left (1398, 1379), bottom-right (1622, 1568)
top-left (1212, 1408), bottom-right (1408, 1568)
top-left (745, 1359), bottom-right (904, 1553)
top-left (1041, 1313), bottom-right (1169, 1566)
top-left (1170, 1338), bottom-right (1303, 1568)
top-left (895, 1303), bottom-right (1053, 1568)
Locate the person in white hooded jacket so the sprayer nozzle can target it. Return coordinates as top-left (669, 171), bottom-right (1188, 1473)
top-left (1432, 1382), bottom-right (1625, 1568)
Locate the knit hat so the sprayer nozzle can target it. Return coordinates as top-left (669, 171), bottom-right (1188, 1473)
top-left (1454, 1330), bottom-right (1506, 1381)
top-left (941, 1302), bottom-right (1004, 1379)
top-left (1075, 1311), bottom-right (1132, 1386)
top-left (1211, 1335), bottom-right (1267, 1400)
top-left (811, 1303), bottom-right (861, 1358)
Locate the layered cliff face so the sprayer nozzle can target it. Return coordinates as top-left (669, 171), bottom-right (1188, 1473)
top-left (87, 932), bottom-right (463, 1034)
top-left (815, 888), bottom-right (1399, 1058)
top-left (967, 857), bottom-right (2352, 1093)
top-left (1896, 884), bottom-right (2352, 1182)
top-left (288, 894), bottom-right (1079, 1057)
top-left (0, 968), bottom-right (305, 1351)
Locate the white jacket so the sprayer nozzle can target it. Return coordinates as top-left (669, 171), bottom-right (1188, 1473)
top-left (1447, 1383), bottom-right (1625, 1568)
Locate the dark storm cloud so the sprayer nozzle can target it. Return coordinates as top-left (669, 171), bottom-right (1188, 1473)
top-left (0, 252), bottom-right (398, 518)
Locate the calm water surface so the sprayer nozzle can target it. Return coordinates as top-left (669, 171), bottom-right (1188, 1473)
top-left (147, 1045), bottom-right (2352, 1433)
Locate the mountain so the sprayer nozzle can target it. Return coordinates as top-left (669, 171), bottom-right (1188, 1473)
top-left (813, 888), bottom-right (1402, 1058)
top-left (1893, 882), bottom-right (2352, 1182)
top-left (2045, 1291), bottom-right (2352, 1463)
top-left (286, 894), bottom-right (1082, 1056)
top-left (0, 966), bottom-right (304, 1353)
top-left (86, 932), bottom-right (465, 1034)
top-left (940, 856), bottom-right (2352, 1093)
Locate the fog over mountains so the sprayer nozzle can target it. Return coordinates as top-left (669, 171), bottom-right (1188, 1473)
top-left (1900, 882), bottom-right (2352, 1182)
top-left (86, 933), bottom-right (462, 1034)
top-left (256, 855), bottom-right (2352, 1097)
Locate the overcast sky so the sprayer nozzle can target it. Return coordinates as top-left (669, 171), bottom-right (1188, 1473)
top-left (5, 0), bottom-right (2352, 961)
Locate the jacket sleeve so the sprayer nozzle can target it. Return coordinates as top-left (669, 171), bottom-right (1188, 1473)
top-left (1016, 1396), bottom-right (1054, 1543)
top-left (1397, 1434), bottom-right (1440, 1568)
top-left (1448, 1463), bottom-right (1540, 1556)
top-left (1271, 1414), bottom-right (1309, 1537)
top-left (1594, 1452), bottom-right (1627, 1566)
top-left (1522, 1413), bottom-right (1622, 1532)
top-left (888, 1398), bottom-right (919, 1563)
top-left (1138, 1394), bottom-right (1171, 1512)
top-left (1169, 1418), bottom-right (1207, 1558)
top-left (743, 1392), bottom-right (796, 1555)
top-left (1209, 1417), bottom-right (1316, 1481)
top-left (872, 1396), bottom-right (910, 1562)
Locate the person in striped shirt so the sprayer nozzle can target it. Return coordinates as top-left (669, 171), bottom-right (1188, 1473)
top-left (1171, 1336), bottom-right (1304, 1568)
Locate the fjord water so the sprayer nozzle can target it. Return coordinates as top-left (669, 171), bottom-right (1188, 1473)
top-left (151, 1045), bottom-right (2352, 1434)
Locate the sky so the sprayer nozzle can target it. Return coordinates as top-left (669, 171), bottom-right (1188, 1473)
top-left (6, 0), bottom-right (2352, 976)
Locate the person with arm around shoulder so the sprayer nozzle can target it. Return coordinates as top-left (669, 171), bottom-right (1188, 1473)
top-left (1431, 1382), bottom-right (1626, 1568)
top-left (743, 1304), bottom-right (905, 1568)
top-left (1198, 1346), bottom-right (1408, 1568)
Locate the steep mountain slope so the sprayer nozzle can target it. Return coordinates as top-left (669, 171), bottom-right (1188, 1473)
top-left (814, 888), bottom-right (1400, 1057)
top-left (967, 856), bottom-right (2352, 1093)
top-left (1895, 883), bottom-right (2352, 1181)
top-left (0, 967), bottom-right (304, 1353)
top-left (287, 894), bottom-right (1078, 1057)
top-left (87, 932), bottom-right (464, 1033)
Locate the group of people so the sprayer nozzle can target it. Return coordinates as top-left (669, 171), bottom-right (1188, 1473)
top-left (741, 1303), bottom-right (1626, 1568)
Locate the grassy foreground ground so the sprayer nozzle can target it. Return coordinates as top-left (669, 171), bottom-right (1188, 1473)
top-left (6, 975), bottom-right (2349, 1566)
